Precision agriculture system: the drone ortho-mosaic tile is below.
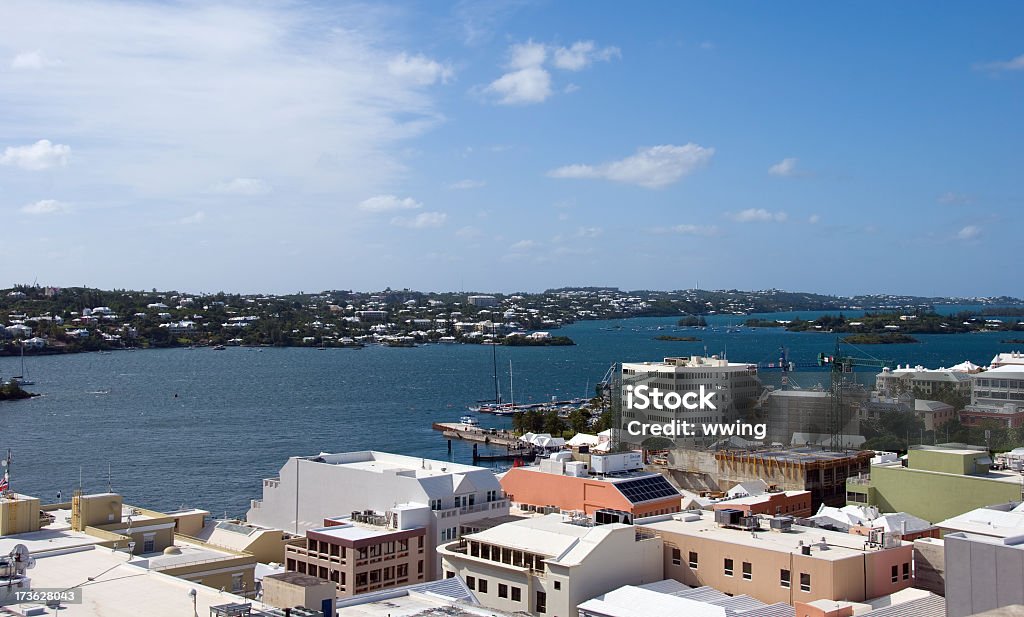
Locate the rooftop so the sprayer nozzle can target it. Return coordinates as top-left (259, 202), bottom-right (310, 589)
top-left (460, 513), bottom-right (636, 565)
top-left (937, 506), bottom-right (1024, 538)
top-left (303, 451), bottom-right (488, 479)
top-left (579, 580), bottom-right (799, 617)
top-left (715, 446), bottom-right (871, 465)
top-left (16, 544), bottom-right (271, 617)
top-left (641, 511), bottom-right (906, 561)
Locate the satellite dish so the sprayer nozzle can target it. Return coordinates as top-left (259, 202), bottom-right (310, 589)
top-left (1, 460), bottom-right (8, 467)
top-left (26, 557), bottom-right (35, 570)
top-left (10, 545), bottom-right (30, 574)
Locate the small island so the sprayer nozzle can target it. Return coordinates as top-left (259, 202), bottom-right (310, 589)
top-left (841, 333), bottom-right (919, 344)
top-left (0, 382), bottom-right (38, 401)
top-left (1002, 339), bottom-right (1024, 344)
top-left (655, 335), bottom-right (702, 342)
top-left (502, 335), bottom-right (575, 347)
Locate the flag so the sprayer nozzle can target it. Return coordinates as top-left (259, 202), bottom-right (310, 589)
top-left (0, 473), bottom-right (9, 493)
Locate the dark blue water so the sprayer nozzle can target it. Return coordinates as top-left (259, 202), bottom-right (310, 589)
top-left (1, 312), bottom-right (1017, 517)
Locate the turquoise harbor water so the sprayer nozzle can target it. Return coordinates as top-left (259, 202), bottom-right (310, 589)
top-left (1, 310), bottom-right (1020, 517)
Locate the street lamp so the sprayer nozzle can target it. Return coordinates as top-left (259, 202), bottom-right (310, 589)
top-left (188, 588), bottom-right (197, 617)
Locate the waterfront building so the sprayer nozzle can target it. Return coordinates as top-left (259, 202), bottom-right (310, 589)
top-left (666, 447), bottom-right (872, 511)
top-left (962, 364), bottom-right (1024, 428)
top-left (438, 513), bottom-right (663, 617)
top-left (284, 508), bottom-right (428, 598)
top-left (845, 445), bottom-right (1024, 523)
top-left (467, 295), bottom-right (499, 307)
top-left (246, 451), bottom-right (510, 579)
top-left (991, 352), bottom-right (1024, 368)
top-left (641, 510), bottom-right (914, 606)
top-left (915, 399), bottom-right (956, 431)
top-left (874, 365), bottom-right (972, 399)
top-left (620, 355), bottom-right (763, 447)
top-left (499, 453), bottom-right (682, 519)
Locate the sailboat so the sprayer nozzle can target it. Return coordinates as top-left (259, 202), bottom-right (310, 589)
top-left (11, 342), bottom-right (34, 386)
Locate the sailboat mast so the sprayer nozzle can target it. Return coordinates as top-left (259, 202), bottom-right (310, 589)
top-left (509, 359), bottom-right (515, 408)
top-left (492, 324), bottom-right (500, 404)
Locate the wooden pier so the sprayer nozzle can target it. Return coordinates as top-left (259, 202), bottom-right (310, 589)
top-left (432, 422), bottom-right (523, 448)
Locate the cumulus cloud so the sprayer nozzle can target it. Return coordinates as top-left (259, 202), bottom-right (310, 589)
top-left (552, 41), bottom-right (620, 71)
top-left (548, 144), bottom-right (714, 189)
top-left (390, 211), bottom-right (446, 228)
top-left (448, 179), bottom-right (486, 190)
top-left (728, 208), bottom-right (788, 223)
top-left (10, 50), bottom-right (61, 70)
top-left (575, 226), bottom-right (603, 238)
top-left (178, 211), bottom-right (207, 225)
top-left (768, 157), bottom-right (799, 177)
top-left (387, 53), bottom-right (454, 86)
top-left (359, 195), bottom-right (422, 212)
top-left (938, 191), bottom-right (973, 206)
top-left (510, 239), bottom-right (536, 251)
top-left (975, 54), bottom-right (1024, 72)
top-left (956, 225), bottom-right (981, 240)
top-left (652, 224), bottom-right (719, 237)
top-left (20, 199), bottom-right (70, 215)
top-left (484, 39), bottom-right (618, 105)
top-left (211, 177), bottom-right (271, 195)
top-left (0, 139), bottom-right (71, 170)
top-left (808, 214), bottom-right (821, 224)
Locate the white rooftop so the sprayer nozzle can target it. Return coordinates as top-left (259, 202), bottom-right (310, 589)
top-left (309, 451), bottom-right (488, 479)
top-left (16, 545), bottom-right (271, 617)
top-left (642, 511), bottom-right (906, 561)
top-left (462, 513), bottom-right (629, 566)
top-left (937, 506), bottom-right (1024, 538)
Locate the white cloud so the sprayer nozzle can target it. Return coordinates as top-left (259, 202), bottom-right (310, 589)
top-left (0, 139), bottom-right (71, 170)
top-left (359, 195), bottom-right (422, 212)
top-left (211, 177), bottom-right (271, 196)
top-left (975, 54), bottom-right (1024, 72)
top-left (956, 225), bottom-right (981, 240)
top-left (0, 2), bottom-right (447, 200)
top-left (563, 83), bottom-right (580, 94)
top-left (768, 157), bottom-right (799, 177)
top-left (387, 53), bottom-right (454, 86)
top-left (728, 208), bottom-right (788, 223)
top-left (938, 191), bottom-right (973, 205)
top-left (448, 179), bottom-right (486, 190)
top-left (552, 41), bottom-right (620, 71)
top-left (10, 50), bottom-right (61, 70)
top-left (548, 144), bottom-right (714, 189)
top-left (486, 66), bottom-right (551, 105)
top-left (178, 211), bottom-right (207, 225)
top-left (455, 225), bottom-right (483, 239)
top-left (510, 239), bottom-right (536, 251)
top-left (20, 199), bottom-right (69, 215)
top-left (653, 224), bottom-right (719, 237)
top-left (808, 214), bottom-right (821, 224)
top-left (509, 40), bottom-right (547, 69)
top-left (390, 211), bottom-right (446, 228)
top-left (575, 226), bottom-right (603, 238)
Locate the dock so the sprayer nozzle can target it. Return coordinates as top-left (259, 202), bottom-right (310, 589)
top-left (432, 422), bottom-right (522, 448)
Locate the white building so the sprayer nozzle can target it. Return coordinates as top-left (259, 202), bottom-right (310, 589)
top-left (467, 295), bottom-right (499, 307)
top-left (965, 365), bottom-right (1024, 423)
top-left (991, 352), bottom-right (1024, 368)
top-left (438, 513), bottom-right (663, 617)
top-left (874, 365), bottom-right (972, 398)
top-left (620, 355), bottom-right (762, 446)
top-left (246, 451), bottom-right (509, 579)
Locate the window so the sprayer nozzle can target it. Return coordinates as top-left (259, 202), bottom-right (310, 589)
top-left (356, 573), bottom-right (368, 587)
top-left (231, 573), bottom-right (243, 592)
top-left (553, 581), bottom-right (561, 590)
top-left (724, 558), bottom-right (733, 577)
top-left (689, 551), bottom-right (699, 569)
top-left (445, 571), bottom-right (455, 579)
top-left (479, 578), bottom-right (488, 593)
top-left (397, 564), bottom-right (408, 578)
top-left (903, 562), bottom-right (910, 580)
top-left (369, 570), bottom-right (381, 584)
top-left (536, 590), bottom-right (547, 614)
top-left (430, 498), bottom-right (442, 510)
top-left (498, 583), bottom-right (508, 598)
top-left (800, 573), bottom-right (811, 592)
top-left (383, 566), bottom-right (394, 581)
top-left (742, 562), bottom-right (752, 580)
top-left (143, 533), bottom-right (155, 553)
top-left (780, 569), bottom-right (791, 589)
top-left (671, 548), bottom-right (681, 566)
top-left (466, 575), bottom-right (476, 590)
top-left (511, 587), bottom-right (521, 602)
top-left (418, 560), bottom-right (424, 575)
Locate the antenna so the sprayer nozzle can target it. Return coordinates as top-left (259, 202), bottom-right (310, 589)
top-left (107, 463), bottom-right (112, 493)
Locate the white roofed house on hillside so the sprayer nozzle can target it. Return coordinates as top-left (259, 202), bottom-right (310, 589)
top-left (246, 451), bottom-right (510, 580)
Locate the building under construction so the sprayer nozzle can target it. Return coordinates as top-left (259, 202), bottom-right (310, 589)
top-left (665, 447), bottom-right (873, 511)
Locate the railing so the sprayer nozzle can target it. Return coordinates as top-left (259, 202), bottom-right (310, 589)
top-left (847, 476), bottom-right (872, 486)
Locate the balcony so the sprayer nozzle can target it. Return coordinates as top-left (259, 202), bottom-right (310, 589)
top-left (847, 475), bottom-right (872, 486)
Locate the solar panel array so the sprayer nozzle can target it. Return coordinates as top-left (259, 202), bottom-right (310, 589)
top-left (615, 475), bottom-right (679, 504)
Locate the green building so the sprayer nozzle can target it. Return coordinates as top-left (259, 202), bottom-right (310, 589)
top-left (846, 445), bottom-right (1024, 523)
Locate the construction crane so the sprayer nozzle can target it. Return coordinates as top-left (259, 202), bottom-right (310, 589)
top-left (756, 347), bottom-right (827, 390)
top-left (818, 343), bottom-right (894, 451)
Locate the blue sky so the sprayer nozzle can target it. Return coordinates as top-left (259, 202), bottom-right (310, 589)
top-left (1, 1), bottom-right (1021, 296)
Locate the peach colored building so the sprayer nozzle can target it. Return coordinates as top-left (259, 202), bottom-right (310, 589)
top-left (641, 511), bottom-right (914, 606)
top-left (285, 510), bottom-right (428, 598)
top-left (500, 466), bottom-right (682, 518)
top-left (712, 490), bottom-right (813, 518)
